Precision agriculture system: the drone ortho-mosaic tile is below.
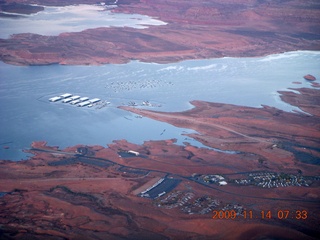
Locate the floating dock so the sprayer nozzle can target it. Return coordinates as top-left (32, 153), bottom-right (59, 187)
top-left (49, 93), bottom-right (108, 109)
top-left (70, 95), bottom-right (80, 100)
top-left (89, 98), bottom-right (101, 104)
top-left (49, 96), bottom-right (62, 102)
top-left (62, 98), bottom-right (73, 103)
top-left (78, 101), bottom-right (91, 107)
top-left (60, 93), bottom-right (72, 98)
top-left (70, 99), bottom-right (81, 105)
top-left (79, 97), bottom-right (89, 102)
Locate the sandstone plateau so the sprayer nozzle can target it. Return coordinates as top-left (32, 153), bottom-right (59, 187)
top-left (0, 0), bottom-right (320, 65)
top-left (0, 88), bottom-right (319, 239)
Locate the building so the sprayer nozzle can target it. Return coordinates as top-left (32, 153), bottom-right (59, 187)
top-left (214, 175), bottom-right (225, 180)
top-left (219, 181), bottom-right (228, 186)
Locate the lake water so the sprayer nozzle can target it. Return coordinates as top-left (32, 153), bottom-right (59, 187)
top-left (0, 4), bottom-right (319, 161)
top-left (0, 51), bottom-right (319, 161)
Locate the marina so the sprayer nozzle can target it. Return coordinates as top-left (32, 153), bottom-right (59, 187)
top-left (49, 93), bottom-right (105, 108)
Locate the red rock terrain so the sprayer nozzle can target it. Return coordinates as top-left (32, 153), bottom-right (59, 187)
top-left (0, 88), bottom-right (319, 239)
top-left (304, 74), bottom-right (317, 81)
top-left (0, 0), bottom-right (320, 65)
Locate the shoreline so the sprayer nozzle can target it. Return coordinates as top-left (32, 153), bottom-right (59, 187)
top-left (1, 0), bottom-right (319, 66)
top-left (1, 49), bottom-right (320, 67)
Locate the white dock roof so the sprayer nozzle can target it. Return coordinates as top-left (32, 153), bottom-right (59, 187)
top-left (49, 96), bottom-right (62, 102)
top-left (79, 97), bottom-right (89, 101)
top-left (60, 93), bottom-right (72, 98)
top-left (78, 101), bottom-right (91, 107)
top-left (89, 98), bottom-right (101, 103)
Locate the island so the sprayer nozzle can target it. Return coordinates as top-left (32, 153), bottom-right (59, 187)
top-left (304, 74), bottom-right (317, 81)
top-left (0, 87), bottom-right (319, 239)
